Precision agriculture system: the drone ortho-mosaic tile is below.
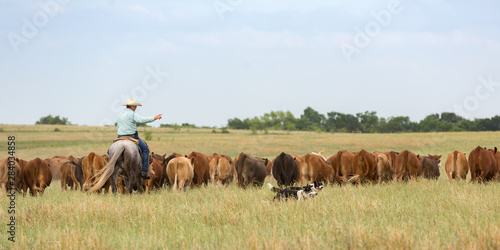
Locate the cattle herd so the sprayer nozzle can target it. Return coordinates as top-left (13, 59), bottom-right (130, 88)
top-left (1, 145), bottom-right (499, 196)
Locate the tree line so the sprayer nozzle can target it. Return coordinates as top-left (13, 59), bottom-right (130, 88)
top-left (227, 107), bottom-right (500, 133)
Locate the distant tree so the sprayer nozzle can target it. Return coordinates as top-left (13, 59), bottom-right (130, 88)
top-left (356, 111), bottom-right (379, 133)
top-left (419, 114), bottom-right (440, 132)
top-left (440, 112), bottom-right (464, 123)
top-left (297, 107), bottom-right (325, 131)
top-left (474, 117), bottom-right (500, 131)
top-left (35, 115), bottom-right (71, 125)
top-left (384, 116), bottom-right (414, 133)
top-left (225, 108), bottom-right (500, 133)
top-left (227, 118), bottom-right (250, 129)
top-left (324, 112), bottom-right (360, 132)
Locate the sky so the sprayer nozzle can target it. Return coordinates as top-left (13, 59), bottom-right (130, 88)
top-left (1, 0), bottom-right (500, 128)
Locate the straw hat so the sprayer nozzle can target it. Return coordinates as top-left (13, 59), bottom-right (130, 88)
top-left (123, 98), bottom-right (142, 106)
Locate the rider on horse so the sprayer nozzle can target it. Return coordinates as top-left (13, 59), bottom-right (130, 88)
top-left (117, 98), bottom-right (162, 179)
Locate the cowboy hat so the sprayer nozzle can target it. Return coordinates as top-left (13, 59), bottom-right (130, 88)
top-left (123, 98), bottom-right (142, 106)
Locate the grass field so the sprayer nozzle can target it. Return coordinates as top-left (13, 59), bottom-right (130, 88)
top-left (1, 124), bottom-right (500, 249)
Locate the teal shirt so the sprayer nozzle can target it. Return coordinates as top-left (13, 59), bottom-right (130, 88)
top-left (117, 108), bottom-right (155, 135)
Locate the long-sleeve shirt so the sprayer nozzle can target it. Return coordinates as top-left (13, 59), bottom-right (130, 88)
top-left (117, 108), bottom-right (155, 135)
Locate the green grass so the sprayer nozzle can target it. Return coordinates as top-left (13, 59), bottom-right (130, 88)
top-left (1, 125), bottom-right (500, 248)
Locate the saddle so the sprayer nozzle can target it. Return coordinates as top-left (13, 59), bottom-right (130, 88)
top-left (111, 137), bottom-right (149, 162)
top-left (113, 136), bottom-right (139, 145)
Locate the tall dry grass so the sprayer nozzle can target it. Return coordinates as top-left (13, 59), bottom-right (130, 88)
top-left (1, 125), bottom-right (500, 248)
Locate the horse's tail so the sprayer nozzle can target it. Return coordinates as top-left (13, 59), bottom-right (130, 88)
top-left (88, 144), bottom-right (124, 193)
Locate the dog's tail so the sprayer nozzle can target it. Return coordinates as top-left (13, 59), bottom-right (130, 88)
top-left (267, 183), bottom-right (281, 193)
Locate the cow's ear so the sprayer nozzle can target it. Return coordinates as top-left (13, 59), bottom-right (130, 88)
top-left (437, 155), bottom-right (442, 159)
top-left (417, 154), bottom-right (420, 158)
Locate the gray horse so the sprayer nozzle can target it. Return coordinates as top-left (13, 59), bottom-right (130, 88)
top-left (88, 140), bottom-right (144, 194)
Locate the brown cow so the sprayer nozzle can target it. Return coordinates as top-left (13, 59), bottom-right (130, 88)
top-left (329, 150), bottom-right (354, 184)
top-left (235, 152), bottom-right (267, 188)
top-left (488, 147), bottom-right (500, 176)
top-left (384, 151), bottom-right (398, 173)
top-left (16, 158), bottom-right (29, 192)
top-left (374, 152), bottom-right (392, 183)
top-left (421, 155), bottom-right (441, 180)
top-left (256, 157), bottom-right (273, 176)
top-left (186, 152), bottom-right (211, 187)
top-left (166, 156), bottom-right (194, 192)
top-left (23, 158), bottom-right (52, 196)
top-left (232, 154), bottom-right (242, 185)
top-left (394, 150), bottom-right (422, 181)
top-left (60, 160), bottom-right (80, 191)
top-left (209, 155), bottom-right (234, 186)
top-left (445, 151), bottom-right (468, 180)
top-left (148, 154), bottom-right (165, 192)
top-left (304, 153), bottom-right (333, 183)
top-left (82, 152), bottom-right (109, 192)
top-left (0, 158), bottom-right (23, 193)
top-left (350, 150), bottom-right (377, 184)
top-left (469, 146), bottom-right (498, 182)
top-left (292, 155), bottom-right (309, 183)
top-left (44, 156), bottom-right (66, 180)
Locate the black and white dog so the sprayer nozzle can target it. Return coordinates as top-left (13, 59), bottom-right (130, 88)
top-left (267, 181), bottom-right (323, 201)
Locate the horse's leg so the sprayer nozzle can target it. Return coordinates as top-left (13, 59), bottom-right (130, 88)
top-left (137, 177), bottom-right (144, 194)
top-left (127, 174), bottom-right (136, 194)
top-left (110, 171), bottom-right (119, 194)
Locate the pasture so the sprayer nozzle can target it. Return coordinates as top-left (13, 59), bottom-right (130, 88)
top-left (1, 125), bottom-right (500, 249)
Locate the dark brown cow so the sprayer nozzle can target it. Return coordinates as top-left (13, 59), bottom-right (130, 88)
top-left (0, 158), bottom-right (22, 193)
top-left (186, 152), bottom-right (211, 187)
top-left (235, 153), bottom-right (267, 188)
top-left (445, 151), bottom-right (468, 180)
top-left (272, 152), bottom-right (299, 187)
top-left (421, 155), bottom-right (441, 180)
top-left (469, 146), bottom-right (498, 182)
top-left (23, 158), bottom-right (52, 196)
top-left (394, 150), bottom-right (422, 181)
top-left (304, 153), bottom-right (333, 183)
